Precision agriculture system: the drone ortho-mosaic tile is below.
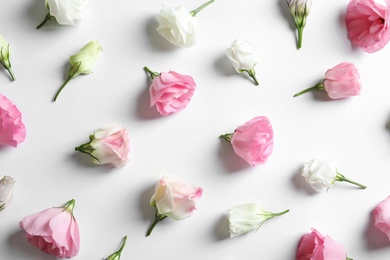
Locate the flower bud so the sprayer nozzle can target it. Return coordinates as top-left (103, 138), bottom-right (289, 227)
top-left (0, 35), bottom-right (15, 81)
top-left (286, 0), bottom-right (312, 49)
top-left (0, 176), bottom-right (15, 211)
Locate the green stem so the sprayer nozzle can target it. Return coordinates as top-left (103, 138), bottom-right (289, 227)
top-left (146, 211), bottom-right (167, 237)
top-left (347, 258), bottom-right (353, 260)
top-left (271, 209), bottom-right (289, 217)
top-left (336, 173), bottom-right (366, 189)
top-left (293, 82), bottom-right (324, 97)
top-left (36, 13), bottom-right (54, 29)
top-left (75, 142), bottom-right (100, 162)
top-left (143, 66), bottom-right (160, 79)
top-left (53, 76), bottom-right (72, 102)
top-left (6, 67), bottom-right (15, 81)
top-left (246, 69), bottom-right (259, 86)
top-left (117, 236), bottom-right (127, 254)
top-left (297, 27), bottom-right (303, 49)
top-left (219, 133), bottom-right (233, 142)
top-left (105, 236), bottom-right (128, 260)
top-left (63, 199), bottom-right (76, 215)
top-left (190, 0), bottom-right (214, 16)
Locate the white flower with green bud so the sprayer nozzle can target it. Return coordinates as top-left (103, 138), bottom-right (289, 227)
top-left (53, 40), bottom-right (102, 102)
top-left (227, 203), bottom-right (289, 237)
top-left (287, 0), bottom-right (312, 49)
top-left (37, 0), bottom-right (86, 29)
top-left (104, 236), bottom-right (127, 260)
top-left (0, 35), bottom-right (15, 81)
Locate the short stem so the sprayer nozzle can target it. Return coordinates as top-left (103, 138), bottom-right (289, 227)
top-left (143, 66), bottom-right (159, 79)
top-left (246, 69), bottom-right (259, 86)
top-left (117, 236), bottom-right (127, 254)
top-left (219, 133), bottom-right (233, 142)
top-left (293, 82), bottom-right (324, 97)
top-left (75, 142), bottom-right (100, 162)
top-left (146, 211), bottom-right (167, 237)
top-left (347, 258), bottom-right (353, 260)
top-left (53, 76), bottom-right (72, 102)
top-left (36, 13), bottom-right (54, 29)
top-left (63, 199), bottom-right (76, 215)
top-left (6, 67), bottom-right (15, 81)
top-left (190, 0), bottom-right (214, 16)
top-left (336, 173), bottom-right (367, 189)
top-left (272, 209), bottom-right (289, 217)
top-left (297, 27), bottom-right (303, 49)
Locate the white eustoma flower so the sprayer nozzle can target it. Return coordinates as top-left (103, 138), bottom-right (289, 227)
top-left (0, 176), bottom-right (15, 211)
top-left (301, 157), bottom-right (366, 192)
top-left (155, 0), bottom-right (214, 48)
top-left (286, 0), bottom-right (312, 49)
top-left (53, 40), bottom-right (102, 101)
top-left (225, 39), bottom-right (259, 85)
top-left (37, 0), bottom-right (86, 29)
top-left (0, 35), bottom-right (15, 81)
top-left (227, 203), bottom-right (289, 238)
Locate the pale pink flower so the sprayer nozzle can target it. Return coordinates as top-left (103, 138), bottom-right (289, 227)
top-left (293, 62), bottom-right (361, 99)
top-left (146, 174), bottom-right (203, 236)
top-left (374, 195), bottom-right (390, 241)
top-left (144, 66), bottom-right (196, 116)
top-left (345, 0), bottom-right (390, 53)
top-left (296, 229), bottom-right (350, 260)
top-left (0, 93), bottom-right (26, 147)
top-left (220, 116), bottom-right (274, 166)
top-left (19, 199), bottom-right (80, 258)
top-left (75, 125), bottom-right (130, 168)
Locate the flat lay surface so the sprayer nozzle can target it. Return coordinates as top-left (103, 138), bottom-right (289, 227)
top-left (1, 0), bottom-right (390, 259)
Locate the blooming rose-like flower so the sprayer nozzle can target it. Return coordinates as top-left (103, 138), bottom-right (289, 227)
top-left (225, 39), bottom-right (259, 85)
top-left (220, 116), bottom-right (274, 166)
top-left (0, 94), bottom-right (26, 147)
top-left (0, 34), bottom-right (15, 81)
top-left (53, 40), bottom-right (102, 101)
top-left (293, 62), bottom-right (361, 99)
top-left (37, 0), bottom-right (86, 29)
top-left (0, 176), bottom-right (15, 211)
top-left (144, 66), bottom-right (196, 116)
top-left (19, 199), bottom-right (80, 258)
top-left (301, 157), bottom-right (366, 192)
top-left (155, 0), bottom-right (214, 47)
top-left (104, 236), bottom-right (127, 260)
top-left (75, 125), bottom-right (130, 168)
top-left (227, 203), bottom-right (289, 237)
top-left (374, 195), bottom-right (390, 241)
top-left (345, 0), bottom-right (390, 53)
top-left (146, 174), bottom-right (203, 236)
top-left (287, 0), bottom-right (312, 49)
top-left (296, 229), bottom-right (351, 260)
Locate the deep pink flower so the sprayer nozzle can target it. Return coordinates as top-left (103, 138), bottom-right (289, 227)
top-left (293, 62), bottom-right (361, 99)
top-left (19, 199), bottom-right (80, 258)
top-left (374, 195), bottom-right (390, 241)
top-left (296, 229), bottom-right (348, 260)
top-left (345, 0), bottom-right (390, 53)
top-left (220, 116), bottom-right (274, 166)
top-left (75, 125), bottom-right (130, 168)
top-left (144, 66), bottom-right (196, 116)
top-left (0, 93), bottom-right (26, 147)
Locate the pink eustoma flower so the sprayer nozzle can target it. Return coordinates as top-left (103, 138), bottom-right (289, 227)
top-left (220, 116), bottom-right (274, 166)
top-left (0, 93), bottom-right (26, 147)
top-left (75, 125), bottom-right (130, 168)
top-left (293, 62), bottom-right (361, 99)
top-left (345, 0), bottom-right (390, 53)
top-left (144, 66), bottom-right (196, 116)
top-left (146, 174), bottom-right (203, 236)
top-left (374, 195), bottom-right (390, 241)
top-left (296, 229), bottom-right (350, 260)
top-left (19, 199), bottom-right (80, 258)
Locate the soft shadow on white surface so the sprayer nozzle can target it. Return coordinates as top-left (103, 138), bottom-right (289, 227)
top-left (214, 54), bottom-right (236, 77)
top-left (364, 210), bottom-right (390, 250)
top-left (218, 139), bottom-right (251, 173)
top-left (212, 214), bottom-right (230, 241)
top-left (277, 0), bottom-right (297, 48)
top-left (138, 183), bottom-right (156, 221)
top-left (70, 152), bottom-right (116, 174)
top-left (136, 78), bottom-right (161, 120)
top-left (8, 230), bottom-right (57, 260)
top-left (291, 167), bottom-right (317, 195)
top-left (145, 16), bottom-right (177, 52)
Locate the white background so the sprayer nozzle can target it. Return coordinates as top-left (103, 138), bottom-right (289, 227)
top-left (1, 0), bottom-right (390, 259)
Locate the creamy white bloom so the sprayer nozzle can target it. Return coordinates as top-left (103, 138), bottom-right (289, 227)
top-left (227, 203), bottom-right (288, 238)
top-left (0, 176), bottom-right (15, 211)
top-left (156, 6), bottom-right (198, 48)
top-left (301, 157), bottom-right (338, 192)
top-left (225, 39), bottom-right (259, 72)
top-left (69, 40), bottom-right (103, 78)
top-left (0, 35), bottom-right (15, 81)
top-left (46, 0), bottom-right (86, 25)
